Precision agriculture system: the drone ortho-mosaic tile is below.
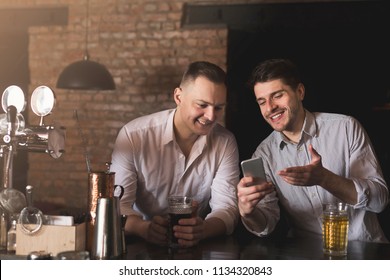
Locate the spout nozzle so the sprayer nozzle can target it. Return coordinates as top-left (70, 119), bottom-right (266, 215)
top-left (105, 162), bottom-right (112, 173)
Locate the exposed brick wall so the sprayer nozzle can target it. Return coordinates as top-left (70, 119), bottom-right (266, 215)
top-left (0, 0), bottom-right (345, 210)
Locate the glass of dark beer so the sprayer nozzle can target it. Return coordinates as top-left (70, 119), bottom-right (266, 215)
top-left (168, 196), bottom-right (192, 248)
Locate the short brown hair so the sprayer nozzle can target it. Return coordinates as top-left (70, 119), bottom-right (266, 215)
top-left (248, 58), bottom-right (302, 90)
top-left (180, 61), bottom-right (226, 87)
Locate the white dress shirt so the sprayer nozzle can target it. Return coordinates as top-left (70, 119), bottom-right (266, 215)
top-left (111, 109), bottom-right (240, 234)
top-left (244, 111), bottom-right (389, 242)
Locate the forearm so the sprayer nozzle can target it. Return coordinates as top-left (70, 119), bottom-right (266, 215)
top-left (320, 168), bottom-right (357, 204)
top-left (124, 214), bottom-right (150, 237)
top-left (203, 217), bottom-right (227, 239)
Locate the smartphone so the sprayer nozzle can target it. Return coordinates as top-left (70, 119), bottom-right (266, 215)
top-left (240, 157), bottom-right (266, 181)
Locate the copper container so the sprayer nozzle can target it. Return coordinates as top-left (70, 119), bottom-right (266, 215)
top-left (88, 172), bottom-right (116, 224)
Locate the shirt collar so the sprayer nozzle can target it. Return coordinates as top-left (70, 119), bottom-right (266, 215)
top-left (277, 110), bottom-right (318, 149)
top-left (162, 109), bottom-right (176, 145)
top-left (162, 109), bottom-right (207, 148)
top-left (302, 110), bottom-right (318, 138)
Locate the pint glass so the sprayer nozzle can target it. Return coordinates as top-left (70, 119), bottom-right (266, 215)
top-left (168, 196), bottom-right (192, 248)
top-left (322, 202), bottom-right (349, 257)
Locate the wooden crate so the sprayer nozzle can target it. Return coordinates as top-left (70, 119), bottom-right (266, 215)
top-left (16, 222), bottom-right (86, 256)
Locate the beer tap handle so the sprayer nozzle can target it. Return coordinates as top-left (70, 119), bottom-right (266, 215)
top-left (6, 105), bottom-right (17, 137)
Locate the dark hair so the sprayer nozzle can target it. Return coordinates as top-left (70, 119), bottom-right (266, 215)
top-left (247, 58), bottom-right (302, 90)
top-left (180, 61), bottom-right (227, 86)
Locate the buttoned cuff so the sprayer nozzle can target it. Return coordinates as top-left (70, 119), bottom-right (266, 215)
top-left (353, 179), bottom-right (370, 208)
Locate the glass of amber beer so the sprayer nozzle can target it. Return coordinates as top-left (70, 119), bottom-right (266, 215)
top-left (322, 202), bottom-right (349, 257)
top-left (168, 196), bottom-right (192, 248)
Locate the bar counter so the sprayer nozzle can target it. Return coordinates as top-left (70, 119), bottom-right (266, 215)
top-left (123, 233), bottom-right (390, 260)
top-left (2, 230), bottom-right (390, 260)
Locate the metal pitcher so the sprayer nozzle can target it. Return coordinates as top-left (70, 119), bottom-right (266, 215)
top-left (91, 196), bottom-right (123, 259)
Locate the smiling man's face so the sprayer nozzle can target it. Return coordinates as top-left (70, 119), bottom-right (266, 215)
top-left (254, 79), bottom-right (305, 136)
top-left (174, 76), bottom-right (226, 138)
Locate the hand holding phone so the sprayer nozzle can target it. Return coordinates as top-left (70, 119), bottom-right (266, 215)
top-left (240, 157), bottom-right (266, 182)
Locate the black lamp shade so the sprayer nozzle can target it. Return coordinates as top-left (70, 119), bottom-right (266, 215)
top-left (56, 59), bottom-right (115, 90)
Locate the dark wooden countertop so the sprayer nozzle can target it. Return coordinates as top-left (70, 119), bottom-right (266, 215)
top-left (2, 229), bottom-right (390, 260)
top-left (122, 232), bottom-right (390, 260)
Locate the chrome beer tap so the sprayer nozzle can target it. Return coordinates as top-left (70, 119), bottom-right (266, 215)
top-left (0, 85), bottom-right (66, 216)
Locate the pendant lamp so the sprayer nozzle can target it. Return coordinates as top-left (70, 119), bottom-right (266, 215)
top-left (56, 0), bottom-right (115, 90)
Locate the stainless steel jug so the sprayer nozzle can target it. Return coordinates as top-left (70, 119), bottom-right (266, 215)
top-left (91, 196), bottom-right (123, 259)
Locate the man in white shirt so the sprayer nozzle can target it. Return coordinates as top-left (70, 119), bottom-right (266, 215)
top-left (237, 58), bottom-right (389, 242)
top-left (111, 61), bottom-right (239, 247)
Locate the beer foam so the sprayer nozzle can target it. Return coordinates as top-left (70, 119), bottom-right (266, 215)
top-left (169, 205), bottom-right (192, 215)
